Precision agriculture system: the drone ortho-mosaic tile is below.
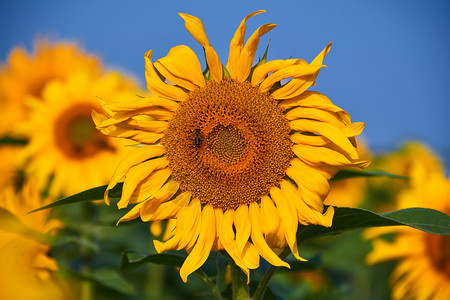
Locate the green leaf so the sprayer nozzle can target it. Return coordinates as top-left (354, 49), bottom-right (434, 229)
top-left (297, 206), bottom-right (450, 245)
top-left (120, 251), bottom-right (184, 272)
top-left (0, 207), bottom-right (48, 243)
top-left (28, 183), bottom-right (123, 213)
top-left (331, 169), bottom-right (408, 181)
top-left (382, 207), bottom-right (450, 235)
top-left (81, 269), bottom-right (136, 295)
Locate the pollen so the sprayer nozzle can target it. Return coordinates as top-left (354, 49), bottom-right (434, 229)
top-left (162, 78), bottom-right (293, 210)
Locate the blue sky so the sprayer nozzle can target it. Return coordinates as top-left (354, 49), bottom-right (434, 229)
top-left (1, 0), bottom-right (449, 160)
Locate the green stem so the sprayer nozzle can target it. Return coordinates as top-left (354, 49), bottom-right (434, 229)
top-left (81, 202), bottom-right (94, 300)
top-left (252, 248), bottom-right (291, 300)
top-left (229, 258), bottom-right (249, 300)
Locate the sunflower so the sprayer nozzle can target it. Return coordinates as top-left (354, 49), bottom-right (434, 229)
top-left (14, 69), bottom-right (138, 198)
top-left (94, 10), bottom-right (368, 282)
top-left (365, 157), bottom-right (450, 300)
top-left (0, 182), bottom-right (74, 299)
top-left (0, 41), bottom-right (100, 137)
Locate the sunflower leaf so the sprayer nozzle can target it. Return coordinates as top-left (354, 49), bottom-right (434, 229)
top-left (28, 183), bottom-right (123, 213)
top-left (78, 268), bottom-right (136, 295)
top-left (120, 251), bottom-right (184, 272)
top-left (331, 169), bottom-right (408, 181)
top-left (298, 207), bottom-right (450, 245)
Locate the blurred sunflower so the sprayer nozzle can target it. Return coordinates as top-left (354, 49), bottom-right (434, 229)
top-left (14, 70), bottom-right (138, 198)
top-left (94, 10), bottom-right (368, 282)
top-left (366, 160), bottom-right (450, 300)
top-left (368, 142), bottom-right (443, 212)
top-left (0, 182), bottom-right (75, 299)
top-left (0, 41), bottom-right (100, 137)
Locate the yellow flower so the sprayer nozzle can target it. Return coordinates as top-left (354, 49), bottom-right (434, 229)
top-left (0, 182), bottom-right (75, 299)
top-left (14, 69), bottom-right (138, 198)
top-left (0, 41), bottom-right (100, 137)
top-left (94, 10), bottom-right (368, 282)
top-left (366, 152), bottom-right (450, 300)
top-left (369, 142), bottom-right (443, 212)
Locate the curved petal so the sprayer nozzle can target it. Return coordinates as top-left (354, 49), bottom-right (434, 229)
top-left (290, 119), bottom-right (359, 159)
top-left (293, 144), bottom-right (371, 168)
top-left (102, 96), bottom-right (179, 113)
top-left (234, 23), bottom-right (276, 82)
top-left (130, 168), bottom-right (172, 203)
top-left (269, 186), bottom-right (302, 260)
top-left (269, 65), bottom-right (325, 99)
top-left (234, 204), bottom-right (251, 255)
top-left (218, 209), bottom-right (250, 282)
top-left (228, 10), bottom-right (266, 79)
top-left (251, 59), bottom-right (306, 86)
top-left (178, 13), bottom-right (222, 82)
top-left (139, 180), bottom-right (180, 214)
top-left (180, 204), bottom-right (216, 282)
top-left (154, 198), bottom-right (201, 253)
top-left (285, 107), bottom-right (343, 127)
top-left (144, 50), bottom-right (187, 101)
top-left (260, 195), bottom-right (285, 249)
top-left (140, 191), bottom-right (191, 222)
top-left (248, 202), bottom-right (290, 268)
top-left (154, 45), bottom-right (205, 91)
top-left (104, 146), bottom-right (166, 205)
top-left (118, 157), bottom-right (169, 209)
top-left (259, 64), bottom-right (321, 93)
top-left (311, 42), bottom-right (332, 65)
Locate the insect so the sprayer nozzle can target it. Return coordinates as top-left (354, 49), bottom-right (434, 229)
top-left (194, 128), bottom-right (201, 148)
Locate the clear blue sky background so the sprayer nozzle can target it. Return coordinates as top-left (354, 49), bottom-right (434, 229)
top-left (1, 0), bottom-right (449, 161)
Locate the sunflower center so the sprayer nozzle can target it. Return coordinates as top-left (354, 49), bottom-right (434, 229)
top-left (54, 104), bottom-right (113, 159)
top-left (162, 78), bottom-right (293, 210)
top-left (208, 125), bottom-right (247, 163)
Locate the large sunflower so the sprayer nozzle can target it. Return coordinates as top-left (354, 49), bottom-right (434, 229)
top-left (0, 41), bottom-right (100, 137)
top-left (366, 156), bottom-right (450, 300)
top-left (15, 69), bottom-right (138, 198)
top-left (94, 10), bottom-right (368, 282)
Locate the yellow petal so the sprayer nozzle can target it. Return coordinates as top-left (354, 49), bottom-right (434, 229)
top-left (269, 186), bottom-right (302, 260)
top-left (154, 198), bottom-right (201, 253)
top-left (218, 209), bottom-right (250, 282)
top-left (291, 133), bottom-right (329, 147)
top-left (144, 50), bottom-right (187, 101)
top-left (285, 107), bottom-right (342, 127)
top-left (228, 10), bottom-right (266, 80)
top-left (139, 180), bottom-right (180, 215)
top-left (154, 45), bottom-right (205, 90)
top-left (259, 63), bottom-right (320, 93)
top-left (248, 202), bottom-right (290, 268)
top-left (280, 91), bottom-right (351, 124)
top-left (241, 242), bottom-right (260, 270)
top-left (293, 144), bottom-right (367, 168)
top-left (311, 42), bottom-right (332, 66)
top-left (178, 13), bottom-right (222, 82)
top-left (104, 96), bottom-right (179, 113)
top-left (180, 204), bottom-right (216, 282)
top-left (140, 191), bottom-right (191, 222)
top-left (234, 204), bottom-right (251, 255)
top-left (104, 146), bottom-right (165, 205)
top-left (234, 23), bottom-right (276, 82)
top-left (342, 122), bottom-right (365, 137)
top-left (290, 119), bottom-right (359, 159)
top-left (251, 59), bottom-right (306, 86)
top-left (116, 202), bottom-right (145, 224)
top-left (118, 157), bottom-right (169, 209)
top-left (260, 195), bottom-right (285, 249)
top-left (270, 65), bottom-right (325, 99)
top-left (130, 168), bottom-right (172, 203)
